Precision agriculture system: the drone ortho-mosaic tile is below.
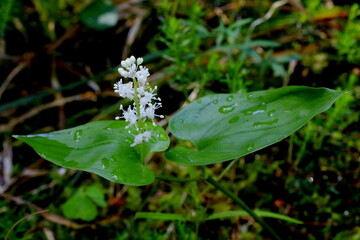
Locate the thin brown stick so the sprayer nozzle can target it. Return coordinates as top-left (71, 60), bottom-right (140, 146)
top-left (0, 193), bottom-right (83, 229)
top-left (50, 56), bottom-right (66, 129)
top-left (0, 193), bottom-right (122, 230)
top-left (0, 62), bottom-right (28, 100)
top-left (0, 139), bottom-right (13, 194)
top-left (5, 209), bottom-right (49, 240)
top-left (45, 25), bottom-right (81, 54)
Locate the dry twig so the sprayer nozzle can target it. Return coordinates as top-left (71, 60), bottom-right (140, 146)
top-left (0, 62), bottom-right (28, 100)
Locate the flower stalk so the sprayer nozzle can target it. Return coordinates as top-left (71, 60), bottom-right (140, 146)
top-left (114, 56), bottom-right (164, 147)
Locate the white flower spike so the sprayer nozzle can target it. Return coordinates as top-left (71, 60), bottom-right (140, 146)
top-left (114, 56), bottom-right (164, 146)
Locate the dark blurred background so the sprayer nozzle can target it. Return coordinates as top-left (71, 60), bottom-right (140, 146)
top-left (0, 0), bottom-right (359, 239)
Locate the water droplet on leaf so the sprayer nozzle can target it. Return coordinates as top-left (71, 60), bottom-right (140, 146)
top-left (74, 129), bottom-right (83, 142)
top-left (253, 119), bottom-right (279, 127)
top-left (157, 132), bottom-right (168, 141)
top-left (268, 110), bottom-right (276, 117)
top-left (242, 105), bottom-right (266, 115)
top-left (226, 95), bottom-right (234, 102)
top-left (101, 157), bottom-right (110, 168)
top-left (219, 103), bottom-right (238, 114)
top-left (247, 144), bottom-right (255, 151)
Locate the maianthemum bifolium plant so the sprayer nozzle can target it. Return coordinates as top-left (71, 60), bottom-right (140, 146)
top-left (14, 56), bottom-right (344, 239)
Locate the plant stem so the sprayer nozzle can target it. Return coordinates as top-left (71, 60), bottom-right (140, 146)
top-left (5, 210), bottom-right (48, 240)
top-left (202, 158), bottom-right (238, 194)
top-left (218, 158), bottom-right (239, 181)
top-left (132, 77), bottom-right (143, 128)
top-left (205, 176), bottom-right (281, 240)
top-left (133, 76), bottom-right (145, 161)
top-left (156, 174), bottom-right (281, 239)
top-left (155, 175), bottom-right (206, 183)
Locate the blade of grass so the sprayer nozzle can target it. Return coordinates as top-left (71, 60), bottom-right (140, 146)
top-left (206, 210), bottom-right (303, 224)
top-left (135, 212), bottom-right (187, 221)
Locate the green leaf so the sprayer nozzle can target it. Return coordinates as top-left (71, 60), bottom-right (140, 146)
top-left (14, 121), bottom-right (170, 186)
top-left (61, 184), bottom-right (107, 221)
top-left (206, 210), bottom-right (303, 224)
top-left (61, 188), bottom-right (98, 221)
top-left (135, 212), bottom-right (187, 221)
top-left (79, 1), bottom-right (119, 30)
top-left (85, 184), bottom-right (107, 207)
top-left (166, 86), bottom-right (344, 165)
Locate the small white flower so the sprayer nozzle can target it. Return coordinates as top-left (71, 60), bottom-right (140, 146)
top-left (130, 130), bottom-right (152, 147)
top-left (138, 89), bottom-right (155, 106)
top-left (118, 64), bottom-right (137, 79)
top-left (114, 80), bottom-right (134, 100)
top-left (121, 56), bottom-right (136, 68)
top-left (117, 105), bottom-right (138, 129)
top-left (119, 56), bottom-right (138, 78)
top-left (137, 57), bottom-right (143, 65)
top-left (118, 68), bottom-right (129, 78)
top-left (135, 66), bottom-right (150, 85)
top-left (139, 102), bottom-right (164, 127)
top-left (128, 64), bottom-right (137, 78)
top-left (144, 103), bottom-right (164, 120)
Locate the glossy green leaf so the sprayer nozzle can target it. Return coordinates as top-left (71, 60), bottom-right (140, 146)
top-left (206, 210), bottom-right (303, 224)
top-left (79, 1), bottom-right (118, 30)
top-left (135, 212), bottom-right (187, 221)
top-left (166, 86), bottom-right (344, 165)
top-left (14, 121), bottom-right (170, 186)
